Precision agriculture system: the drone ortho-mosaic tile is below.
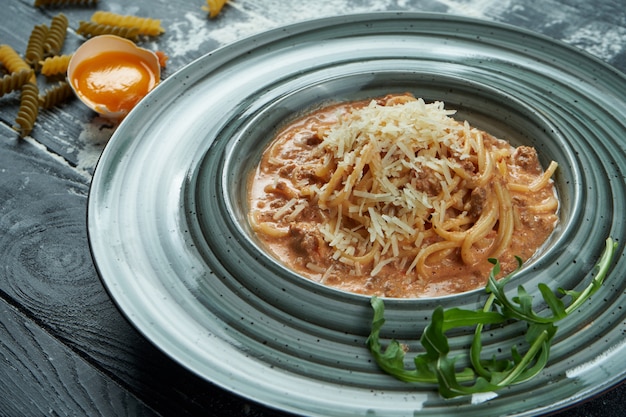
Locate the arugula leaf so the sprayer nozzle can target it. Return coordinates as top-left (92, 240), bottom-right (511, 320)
top-left (487, 238), bottom-right (618, 323)
top-left (367, 296), bottom-right (436, 383)
top-left (366, 300), bottom-right (502, 384)
top-left (441, 307), bottom-right (505, 331)
top-left (367, 237), bottom-right (618, 398)
top-left (418, 306), bottom-right (501, 396)
top-left (538, 284), bottom-right (567, 320)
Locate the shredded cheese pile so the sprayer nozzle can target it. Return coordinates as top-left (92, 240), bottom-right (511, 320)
top-left (311, 97), bottom-right (482, 275)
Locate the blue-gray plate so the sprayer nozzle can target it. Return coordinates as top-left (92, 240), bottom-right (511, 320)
top-left (88, 13), bottom-right (626, 417)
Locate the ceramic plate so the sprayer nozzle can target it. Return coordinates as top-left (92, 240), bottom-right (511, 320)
top-left (88, 13), bottom-right (626, 417)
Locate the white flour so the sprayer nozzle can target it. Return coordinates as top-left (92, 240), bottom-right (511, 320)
top-left (564, 22), bottom-right (626, 62)
top-left (436, 0), bottom-right (510, 19)
top-left (75, 119), bottom-right (117, 174)
top-left (166, 12), bottom-right (215, 57)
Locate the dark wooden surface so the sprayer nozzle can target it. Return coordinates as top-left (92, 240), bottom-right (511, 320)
top-left (1, 0), bottom-right (625, 416)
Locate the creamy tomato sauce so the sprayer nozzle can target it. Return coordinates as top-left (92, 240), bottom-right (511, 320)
top-left (248, 95), bottom-right (558, 297)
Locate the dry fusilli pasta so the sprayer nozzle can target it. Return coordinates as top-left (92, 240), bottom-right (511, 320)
top-left (39, 81), bottom-right (74, 109)
top-left (204, 0), bottom-right (229, 18)
top-left (0, 69), bottom-right (35, 98)
top-left (40, 54), bottom-right (72, 76)
top-left (0, 44), bottom-right (32, 75)
top-left (14, 82), bottom-right (40, 138)
top-left (77, 21), bottom-right (140, 41)
top-left (34, 0), bottom-right (98, 7)
top-left (44, 13), bottom-right (69, 56)
top-left (25, 24), bottom-right (49, 70)
top-left (90, 11), bottom-right (165, 36)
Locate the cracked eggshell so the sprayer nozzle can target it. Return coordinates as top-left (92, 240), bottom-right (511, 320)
top-left (67, 35), bottom-right (161, 119)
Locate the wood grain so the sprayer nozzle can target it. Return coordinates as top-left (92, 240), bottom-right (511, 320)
top-left (0, 128), bottom-right (290, 416)
top-left (0, 298), bottom-right (157, 417)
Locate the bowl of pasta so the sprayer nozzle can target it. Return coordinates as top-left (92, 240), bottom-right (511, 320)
top-left (88, 12), bottom-right (626, 417)
top-left (230, 81), bottom-right (562, 300)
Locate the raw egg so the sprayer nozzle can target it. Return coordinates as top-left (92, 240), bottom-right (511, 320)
top-left (68, 35), bottom-right (160, 119)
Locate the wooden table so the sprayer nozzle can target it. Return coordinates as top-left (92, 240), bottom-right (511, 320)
top-left (1, 0), bottom-right (624, 415)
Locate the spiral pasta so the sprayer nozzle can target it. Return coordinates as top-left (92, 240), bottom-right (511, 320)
top-left (25, 24), bottom-right (49, 70)
top-left (0, 44), bottom-right (34, 81)
top-left (43, 13), bottom-right (68, 56)
top-left (14, 82), bottom-right (40, 138)
top-left (204, 0), bottom-right (229, 18)
top-left (90, 11), bottom-right (165, 36)
top-left (39, 81), bottom-right (74, 109)
top-left (0, 69), bottom-right (35, 98)
top-left (34, 0), bottom-right (98, 7)
top-left (39, 54), bottom-right (72, 76)
top-left (77, 21), bottom-right (139, 41)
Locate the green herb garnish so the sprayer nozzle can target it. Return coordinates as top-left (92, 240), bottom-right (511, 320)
top-left (366, 237), bottom-right (617, 398)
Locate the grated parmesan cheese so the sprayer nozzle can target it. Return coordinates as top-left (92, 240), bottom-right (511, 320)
top-left (313, 98), bottom-right (472, 275)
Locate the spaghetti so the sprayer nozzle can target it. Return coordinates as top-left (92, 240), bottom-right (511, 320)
top-left (248, 94), bottom-right (559, 297)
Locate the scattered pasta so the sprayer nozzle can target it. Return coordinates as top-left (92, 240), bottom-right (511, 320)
top-left (39, 54), bottom-right (72, 76)
top-left (76, 21), bottom-right (140, 41)
top-left (204, 0), bottom-right (229, 19)
top-left (90, 11), bottom-right (165, 36)
top-left (43, 13), bottom-right (69, 56)
top-left (2, 16), bottom-right (72, 138)
top-left (39, 81), bottom-right (74, 109)
top-left (34, 0), bottom-right (98, 7)
top-left (6, 2), bottom-right (168, 138)
top-left (0, 44), bottom-right (35, 82)
top-left (14, 82), bottom-right (40, 138)
top-left (25, 24), bottom-right (49, 70)
top-left (0, 69), bottom-right (35, 98)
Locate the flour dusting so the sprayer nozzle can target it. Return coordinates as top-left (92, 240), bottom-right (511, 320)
top-left (164, 0), bottom-right (401, 53)
top-left (435, 0), bottom-right (508, 19)
top-left (23, 136), bottom-right (92, 180)
top-left (234, 0), bottom-right (397, 24)
top-left (206, 18), bottom-right (277, 46)
top-left (75, 119), bottom-right (117, 174)
top-left (166, 12), bottom-right (215, 57)
top-left (563, 22), bottom-right (626, 62)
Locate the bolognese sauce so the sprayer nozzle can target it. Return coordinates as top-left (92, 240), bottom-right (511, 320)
top-left (248, 94), bottom-right (558, 298)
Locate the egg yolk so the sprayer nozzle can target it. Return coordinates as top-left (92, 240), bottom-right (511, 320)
top-left (72, 50), bottom-right (157, 114)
